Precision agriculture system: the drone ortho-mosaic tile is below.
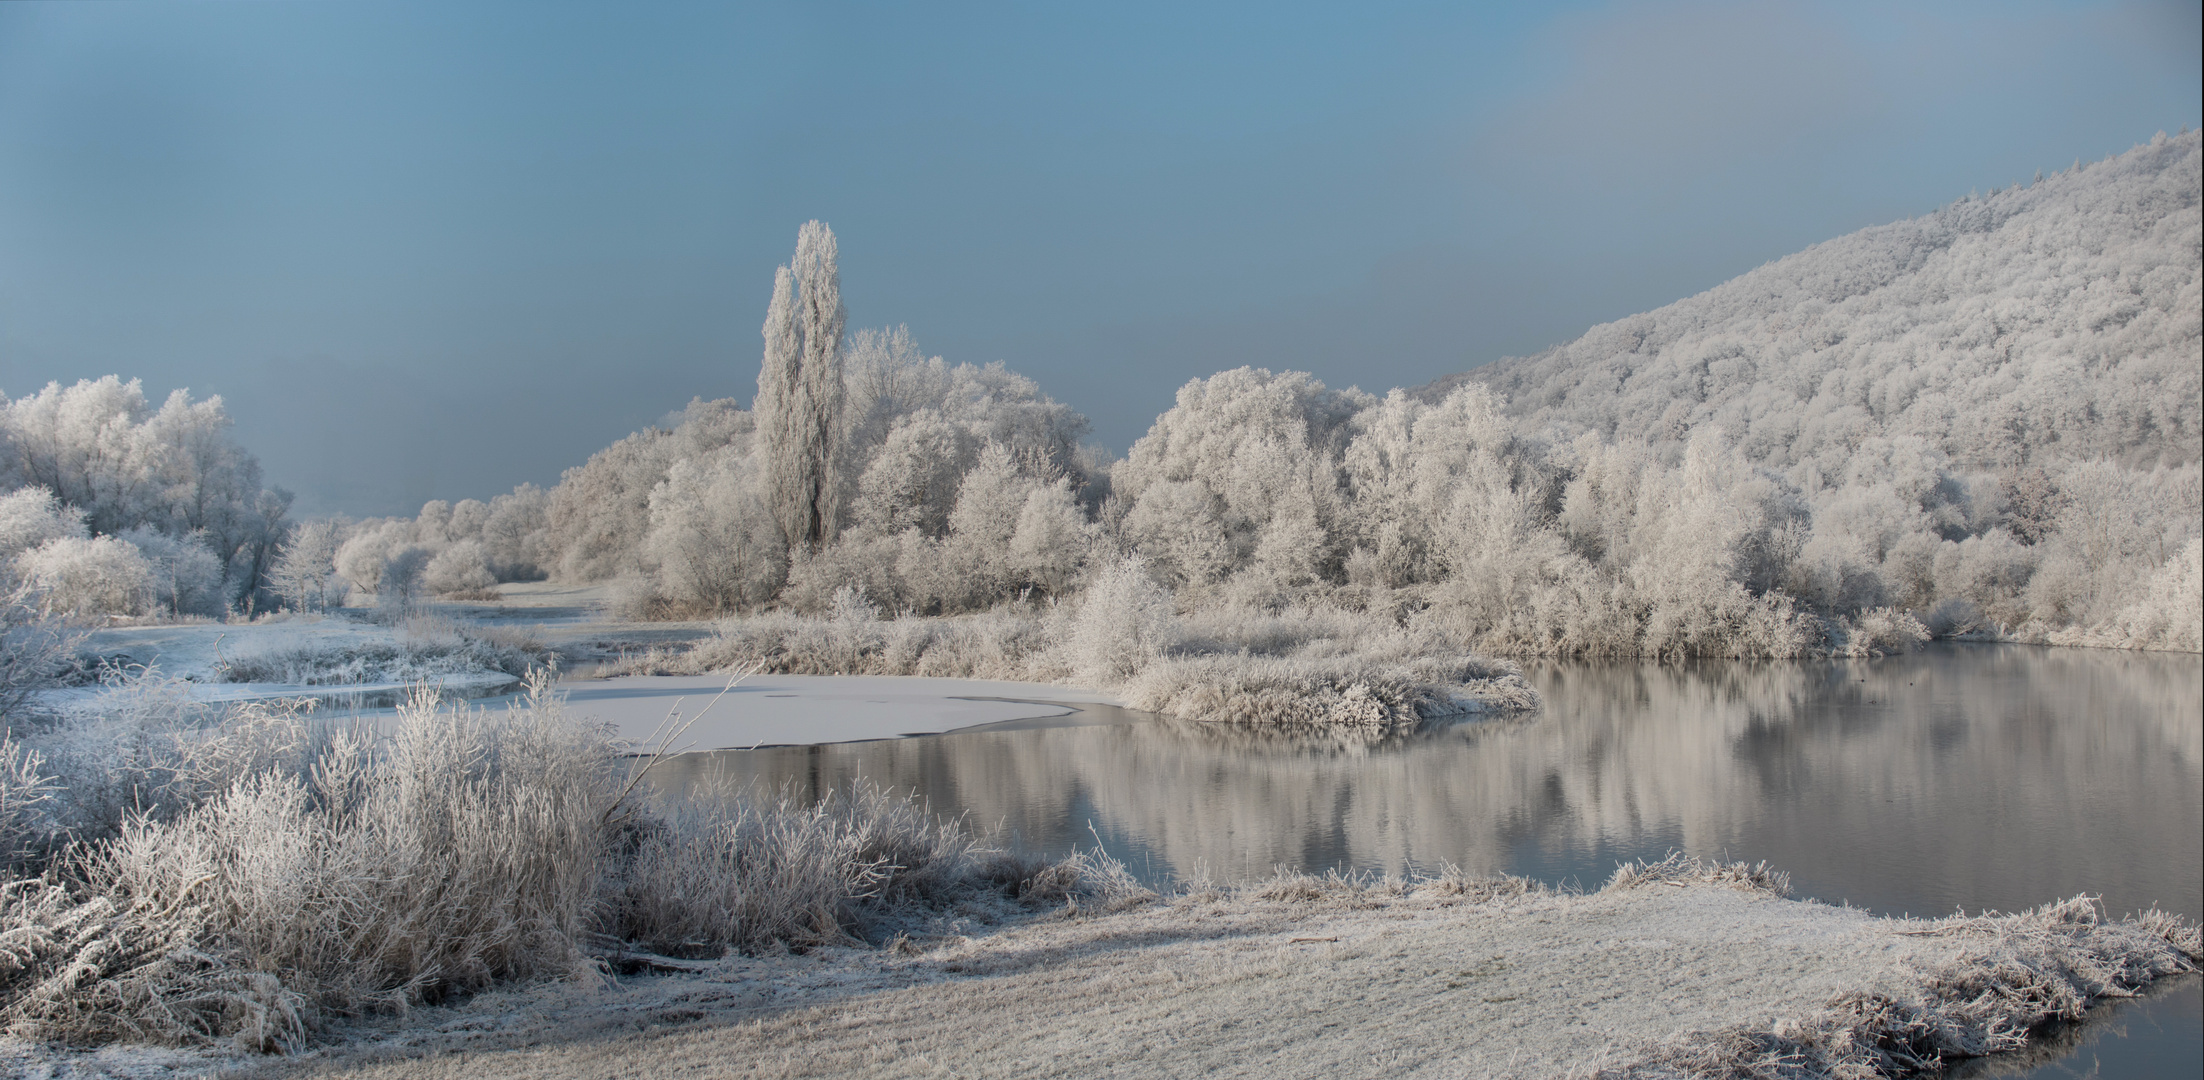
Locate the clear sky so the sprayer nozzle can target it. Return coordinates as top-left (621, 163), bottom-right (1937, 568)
top-left (1, 1), bottom-right (2197, 517)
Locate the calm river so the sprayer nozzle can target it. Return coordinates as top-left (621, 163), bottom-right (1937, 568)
top-left (655, 643), bottom-right (2202, 1077)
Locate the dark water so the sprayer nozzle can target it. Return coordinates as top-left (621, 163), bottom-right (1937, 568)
top-left (653, 643), bottom-right (2203, 1076)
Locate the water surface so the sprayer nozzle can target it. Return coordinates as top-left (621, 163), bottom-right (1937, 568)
top-left (652, 643), bottom-right (2202, 1074)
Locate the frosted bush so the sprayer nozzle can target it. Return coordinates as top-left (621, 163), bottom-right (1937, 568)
top-left (1126, 652), bottom-right (1532, 730)
top-left (0, 582), bottom-right (82, 722)
top-left (14, 535), bottom-right (153, 618)
top-left (1931, 528), bottom-right (2035, 626)
top-left (605, 783), bottom-right (1005, 956)
top-left (0, 733), bottom-right (57, 867)
top-left (422, 538), bottom-right (496, 597)
top-left (2050, 538), bottom-right (2203, 651)
top-left (641, 447), bottom-right (787, 615)
top-left (1064, 556), bottom-right (1178, 683)
top-left (2, 685), bottom-right (614, 1047)
top-left (480, 483), bottom-right (552, 580)
top-left (1837, 607), bottom-right (1932, 657)
top-left (0, 670), bottom-right (1157, 1048)
top-left (1924, 597), bottom-right (1985, 638)
top-left (216, 616), bottom-right (542, 687)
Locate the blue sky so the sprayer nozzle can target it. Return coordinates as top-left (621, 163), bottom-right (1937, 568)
top-left (1, 1), bottom-right (2197, 516)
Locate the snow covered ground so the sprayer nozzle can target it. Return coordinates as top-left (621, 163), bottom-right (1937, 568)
top-left (9, 873), bottom-right (2190, 1080)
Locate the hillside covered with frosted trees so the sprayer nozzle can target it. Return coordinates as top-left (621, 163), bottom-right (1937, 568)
top-left (8, 135), bottom-right (2197, 664)
top-left (1419, 128), bottom-right (2200, 651)
top-left (1425, 133), bottom-right (2199, 473)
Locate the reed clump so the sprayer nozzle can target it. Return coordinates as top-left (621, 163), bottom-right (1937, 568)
top-left (0, 670), bottom-right (1140, 1051)
top-left (215, 614), bottom-right (549, 686)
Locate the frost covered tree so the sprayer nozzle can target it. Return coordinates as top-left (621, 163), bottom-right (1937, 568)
top-left (377, 546), bottom-right (432, 616)
top-left (1116, 368), bottom-right (1367, 594)
top-left (756, 220), bottom-right (848, 554)
top-left (0, 489), bottom-right (85, 566)
top-left (118, 528), bottom-right (226, 618)
top-left (480, 484), bottom-right (552, 580)
top-left (0, 377), bottom-right (291, 608)
top-left (423, 540), bottom-right (497, 597)
top-left (641, 446), bottom-right (787, 614)
top-left (269, 519), bottom-right (347, 612)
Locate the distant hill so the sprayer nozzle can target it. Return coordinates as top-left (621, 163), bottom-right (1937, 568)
top-left (1418, 131), bottom-right (2201, 474)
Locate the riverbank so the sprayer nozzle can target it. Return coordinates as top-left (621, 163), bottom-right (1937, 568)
top-left (11, 859), bottom-right (2190, 1080)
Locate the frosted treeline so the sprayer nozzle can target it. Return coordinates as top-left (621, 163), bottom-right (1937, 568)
top-left (333, 130), bottom-right (2190, 657)
top-left (29, 133), bottom-right (2194, 658)
top-left (1436, 133), bottom-right (2199, 473)
top-left (0, 378), bottom-right (290, 618)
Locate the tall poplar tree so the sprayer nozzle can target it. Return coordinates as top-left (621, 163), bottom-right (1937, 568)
top-left (756, 221), bottom-right (847, 554)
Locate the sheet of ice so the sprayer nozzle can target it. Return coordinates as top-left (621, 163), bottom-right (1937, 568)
top-left (554, 674), bottom-right (1126, 751)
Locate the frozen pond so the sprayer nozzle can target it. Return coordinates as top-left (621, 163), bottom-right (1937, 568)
top-left (647, 643), bottom-right (2202, 1076)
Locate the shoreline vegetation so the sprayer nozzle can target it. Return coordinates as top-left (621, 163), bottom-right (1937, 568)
top-left (2, 680), bottom-right (2197, 1078)
top-left (598, 585), bottom-right (1544, 729)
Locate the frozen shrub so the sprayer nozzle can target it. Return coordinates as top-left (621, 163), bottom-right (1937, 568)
top-left (1126, 651), bottom-right (1532, 730)
top-left (0, 733), bottom-right (57, 867)
top-left (604, 783), bottom-right (990, 956)
top-left (1836, 607), bottom-right (1933, 657)
top-left (2050, 538), bottom-right (2204, 651)
top-left (2, 684), bottom-right (615, 1047)
top-left (1604, 852), bottom-right (1791, 897)
top-left (18, 671), bottom-right (318, 844)
top-left (216, 615), bottom-right (542, 686)
top-left (14, 535), bottom-right (153, 618)
top-left (1931, 528), bottom-right (2035, 626)
top-left (1924, 597), bottom-right (1985, 638)
top-left (1064, 556), bottom-right (1178, 683)
top-left (0, 581), bottom-right (82, 722)
top-left (0, 669), bottom-right (1163, 1048)
top-left (422, 539), bottom-right (497, 598)
top-left (480, 483), bottom-right (551, 580)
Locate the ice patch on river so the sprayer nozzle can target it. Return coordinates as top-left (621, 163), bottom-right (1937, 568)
top-left (559, 674), bottom-right (1129, 751)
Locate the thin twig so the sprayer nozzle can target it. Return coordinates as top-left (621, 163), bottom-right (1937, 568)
top-left (604, 663), bottom-right (758, 826)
